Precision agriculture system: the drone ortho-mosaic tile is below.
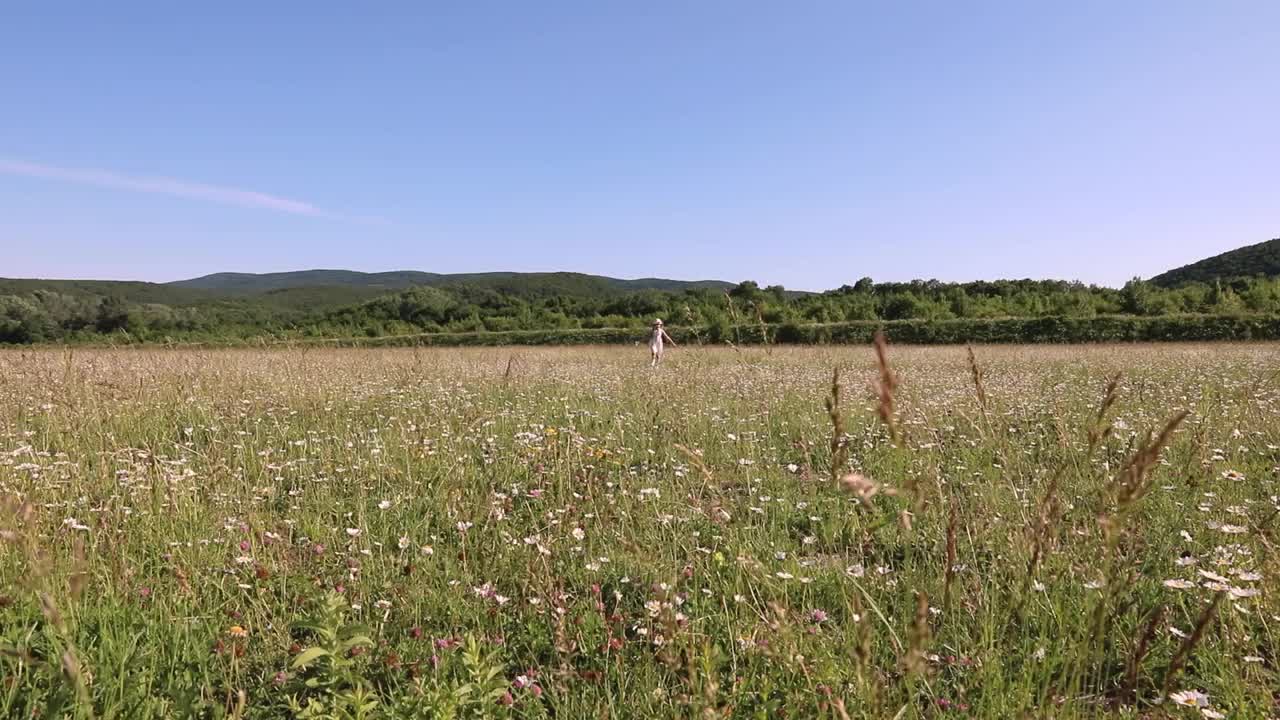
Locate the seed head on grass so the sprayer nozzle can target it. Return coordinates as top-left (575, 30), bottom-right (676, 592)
top-left (1087, 372), bottom-right (1122, 452)
top-left (1109, 410), bottom-right (1189, 512)
top-left (902, 591), bottom-right (931, 677)
top-left (943, 499), bottom-right (959, 616)
top-left (966, 345), bottom-right (988, 414)
top-left (1122, 604), bottom-right (1165, 703)
top-left (825, 368), bottom-right (847, 483)
top-left (871, 331), bottom-right (899, 443)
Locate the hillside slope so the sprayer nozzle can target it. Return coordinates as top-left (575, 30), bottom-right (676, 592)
top-left (1149, 238), bottom-right (1280, 287)
top-left (0, 278), bottom-right (214, 306)
top-left (170, 269), bottom-right (734, 295)
top-left (169, 270), bottom-right (446, 294)
top-left (0, 277), bottom-right (387, 312)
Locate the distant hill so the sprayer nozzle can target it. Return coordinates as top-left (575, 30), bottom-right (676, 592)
top-left (1, 271), bottom-right (733, 307)
top-left (0, 276), bottom-right (385, 312)
top-left (7, 261), bottom-right (1280, 346)
top-left (0, 270), bottom-right (738, 322)
top-left (0, 277), bottom-right (216, 305)
top-left (1149, 238), bottom-right (1280, 287)
top-left (170, 270), bottom-right (445, 294)
top-left (170, 269), bottom-right (735, 296)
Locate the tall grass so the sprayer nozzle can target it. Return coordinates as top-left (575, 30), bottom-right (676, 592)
top-left (0, 343), bottom-right (1276, 718)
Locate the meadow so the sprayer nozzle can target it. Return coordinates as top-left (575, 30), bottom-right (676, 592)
top-left (0, 343), bottom-right (1276, 718)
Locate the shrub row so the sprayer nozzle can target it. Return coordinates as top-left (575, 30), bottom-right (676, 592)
top-left (287, 314), bottom-right (1280, 348)
top-left (776, 314), bottom-right (1280, 344)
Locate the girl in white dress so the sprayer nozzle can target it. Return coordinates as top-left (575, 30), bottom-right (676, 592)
top-left (649, 318), bottom-right (676, 367)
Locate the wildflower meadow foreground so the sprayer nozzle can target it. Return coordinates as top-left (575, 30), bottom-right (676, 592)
top-left (0, 343), bottom-right (1276, 718)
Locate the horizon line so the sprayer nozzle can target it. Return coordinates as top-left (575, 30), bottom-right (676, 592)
top-left (1, 266), bottom-right (1139, 291)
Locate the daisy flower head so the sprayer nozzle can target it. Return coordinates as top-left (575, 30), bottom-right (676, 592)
top-left (1169, 689), bottom-right (1208, 708)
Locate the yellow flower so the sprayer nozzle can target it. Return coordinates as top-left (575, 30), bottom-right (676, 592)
top-left (228, 625), bottom-right (249, 638)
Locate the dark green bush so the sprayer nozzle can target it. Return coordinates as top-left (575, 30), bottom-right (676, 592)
top-left (282, 314), bottom-right (1280, 348)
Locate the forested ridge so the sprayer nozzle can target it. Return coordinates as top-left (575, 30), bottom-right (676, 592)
top-left (1149, 238), bottom-right (1280, 287)
top-left (4, 247), bottom-right (1280, 345)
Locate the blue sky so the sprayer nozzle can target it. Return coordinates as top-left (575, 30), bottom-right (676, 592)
top-left (2, 1), bottom-right (1277, 289)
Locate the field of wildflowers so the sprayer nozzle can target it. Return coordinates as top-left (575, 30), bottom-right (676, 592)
top-left (1, 343), bottom-right (1276, 718)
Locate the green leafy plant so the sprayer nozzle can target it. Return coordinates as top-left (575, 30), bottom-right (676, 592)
top-left (286, 593), bottom-right (378, 719)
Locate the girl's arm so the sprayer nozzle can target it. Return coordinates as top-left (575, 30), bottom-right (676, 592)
top-left (663, 329), bottom-right (676, 346)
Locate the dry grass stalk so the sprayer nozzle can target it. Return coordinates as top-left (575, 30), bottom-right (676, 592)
top-left (872, 331), bottom-right (899, 443)
top-left (824, 368), bottom-right (847, 483)
top-left (902, 591), bottom-right (931, 676)
top-left (68, 537), bottom-right (89, 599)
top-left (943, 499), bottom-right (959, 616)
top-left (1160, 592), bottom-right (1223, 697)
top-left (966, 346), bottom-right (988, 414)
top-left (1084, 410), bottom-right (1191, 684)
top-left (850, 591), bottom-right (873, 696)
top-left (2, 500), bottom-right (96, 717)
top-left (723, 291), bottom-right (742, 348)
top-left (1024, 471), bottom-right (1063, 583)
top-left (753, 303), bottom-right (772, 353)
top-left (1109, 410), bottom-right (1189, 512)
top-left (1087, 373), bottom-right (1122, 452)
top-left (1121, 604), bottom-right (1165, 703)
top-left (682, 305), bottom-right (704, 346)
top-left (674, 443), bottom-right (716, 491)
top-left (1252, 507), bottom-right (1279, 553)
top-left (1020, 374), bottom-right (1124, 610)
top-left (502, 353), bottom-right (520, 384)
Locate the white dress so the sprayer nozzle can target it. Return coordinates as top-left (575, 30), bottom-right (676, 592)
top-left (649, 327), bottom-right (664, 354)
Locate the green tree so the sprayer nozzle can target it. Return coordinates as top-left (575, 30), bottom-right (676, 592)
top-left (728, 281), bottom-right (763, 305)
top-left (0, 296), bottom-right (53, 343)
top-left (94, 296), bottom-right (138, 334)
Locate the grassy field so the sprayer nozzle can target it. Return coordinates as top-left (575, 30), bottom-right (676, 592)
top-left (0, 343), bottom-right (1276, 719)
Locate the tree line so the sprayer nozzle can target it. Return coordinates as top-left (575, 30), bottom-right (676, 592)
top-left (3, 275), bottom-right (1280, 345)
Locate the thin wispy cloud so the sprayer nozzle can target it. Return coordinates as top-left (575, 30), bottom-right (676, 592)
top-left (0, 157), bottom-right (383, 223)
